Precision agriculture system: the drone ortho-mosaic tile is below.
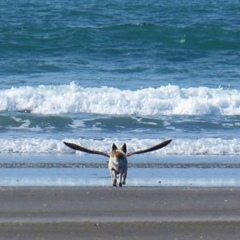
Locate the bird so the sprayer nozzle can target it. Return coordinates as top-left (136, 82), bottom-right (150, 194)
top-left (63, 139), bottom-right (172, 187)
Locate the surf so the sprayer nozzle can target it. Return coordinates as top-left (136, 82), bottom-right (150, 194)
top-left (0, 83), bottom-right (239, 116)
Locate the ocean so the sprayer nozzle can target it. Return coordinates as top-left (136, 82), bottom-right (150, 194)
top-left (0, 0), bottom-right (240, 187)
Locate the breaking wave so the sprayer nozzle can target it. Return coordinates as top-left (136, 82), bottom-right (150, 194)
top-left (1, 83), bottom-right (240, 116)
top-left (0, 137), bottom-right (239, 156)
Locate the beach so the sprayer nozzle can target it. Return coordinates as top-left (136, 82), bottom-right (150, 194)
top-left (1, 1), bottom-right (240, 239)
top-left (0, 187), bottom-right (240, 240)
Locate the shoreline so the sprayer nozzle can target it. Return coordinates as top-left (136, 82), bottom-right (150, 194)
top-left (1, 154), bottom-right (240, 188)
top-left (0, 187), bottom-right (240, 239)
top-left (1, 167), bottom-right (240, 187)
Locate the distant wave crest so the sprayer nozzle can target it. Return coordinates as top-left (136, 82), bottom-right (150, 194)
top-left (0, 83), bottom-right (239, 116)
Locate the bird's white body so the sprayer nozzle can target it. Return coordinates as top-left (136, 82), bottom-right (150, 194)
top-left (109, 149), bottom-right (128, 187)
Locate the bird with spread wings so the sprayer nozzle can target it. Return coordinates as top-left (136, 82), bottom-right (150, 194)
top-left (64, 139), bottom-right (172, 187)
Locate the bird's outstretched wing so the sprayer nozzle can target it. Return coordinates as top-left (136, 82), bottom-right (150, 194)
top-left (126, 139), bottom-right (172, 157)
top-left (63, 141), bottom-right (110, 158)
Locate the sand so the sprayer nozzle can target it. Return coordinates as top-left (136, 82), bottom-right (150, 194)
top-left (0, 187), bottom-right (240, 240)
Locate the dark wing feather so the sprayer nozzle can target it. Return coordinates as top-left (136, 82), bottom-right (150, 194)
top-left (126, 139), bottom-right (172, 157)
top-left (63, 141), bottom-right (110, 158)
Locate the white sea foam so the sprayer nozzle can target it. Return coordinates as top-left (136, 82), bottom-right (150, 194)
top-left (0, 83), bottom-right (240, 115)
top-left (0, 137), bottom-right (239, 155)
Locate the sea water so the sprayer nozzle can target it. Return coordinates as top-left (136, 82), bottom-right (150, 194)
top-left (0, 0), bottom-right (239, 187)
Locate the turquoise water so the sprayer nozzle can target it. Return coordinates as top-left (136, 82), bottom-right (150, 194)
top-left (1, 0), bottom-right (240, 89)
top-left (0, 0), bottom-right (240, 186)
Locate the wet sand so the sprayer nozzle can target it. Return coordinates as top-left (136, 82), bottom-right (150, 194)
top-left (0, 187), bottom-right (240, 240)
